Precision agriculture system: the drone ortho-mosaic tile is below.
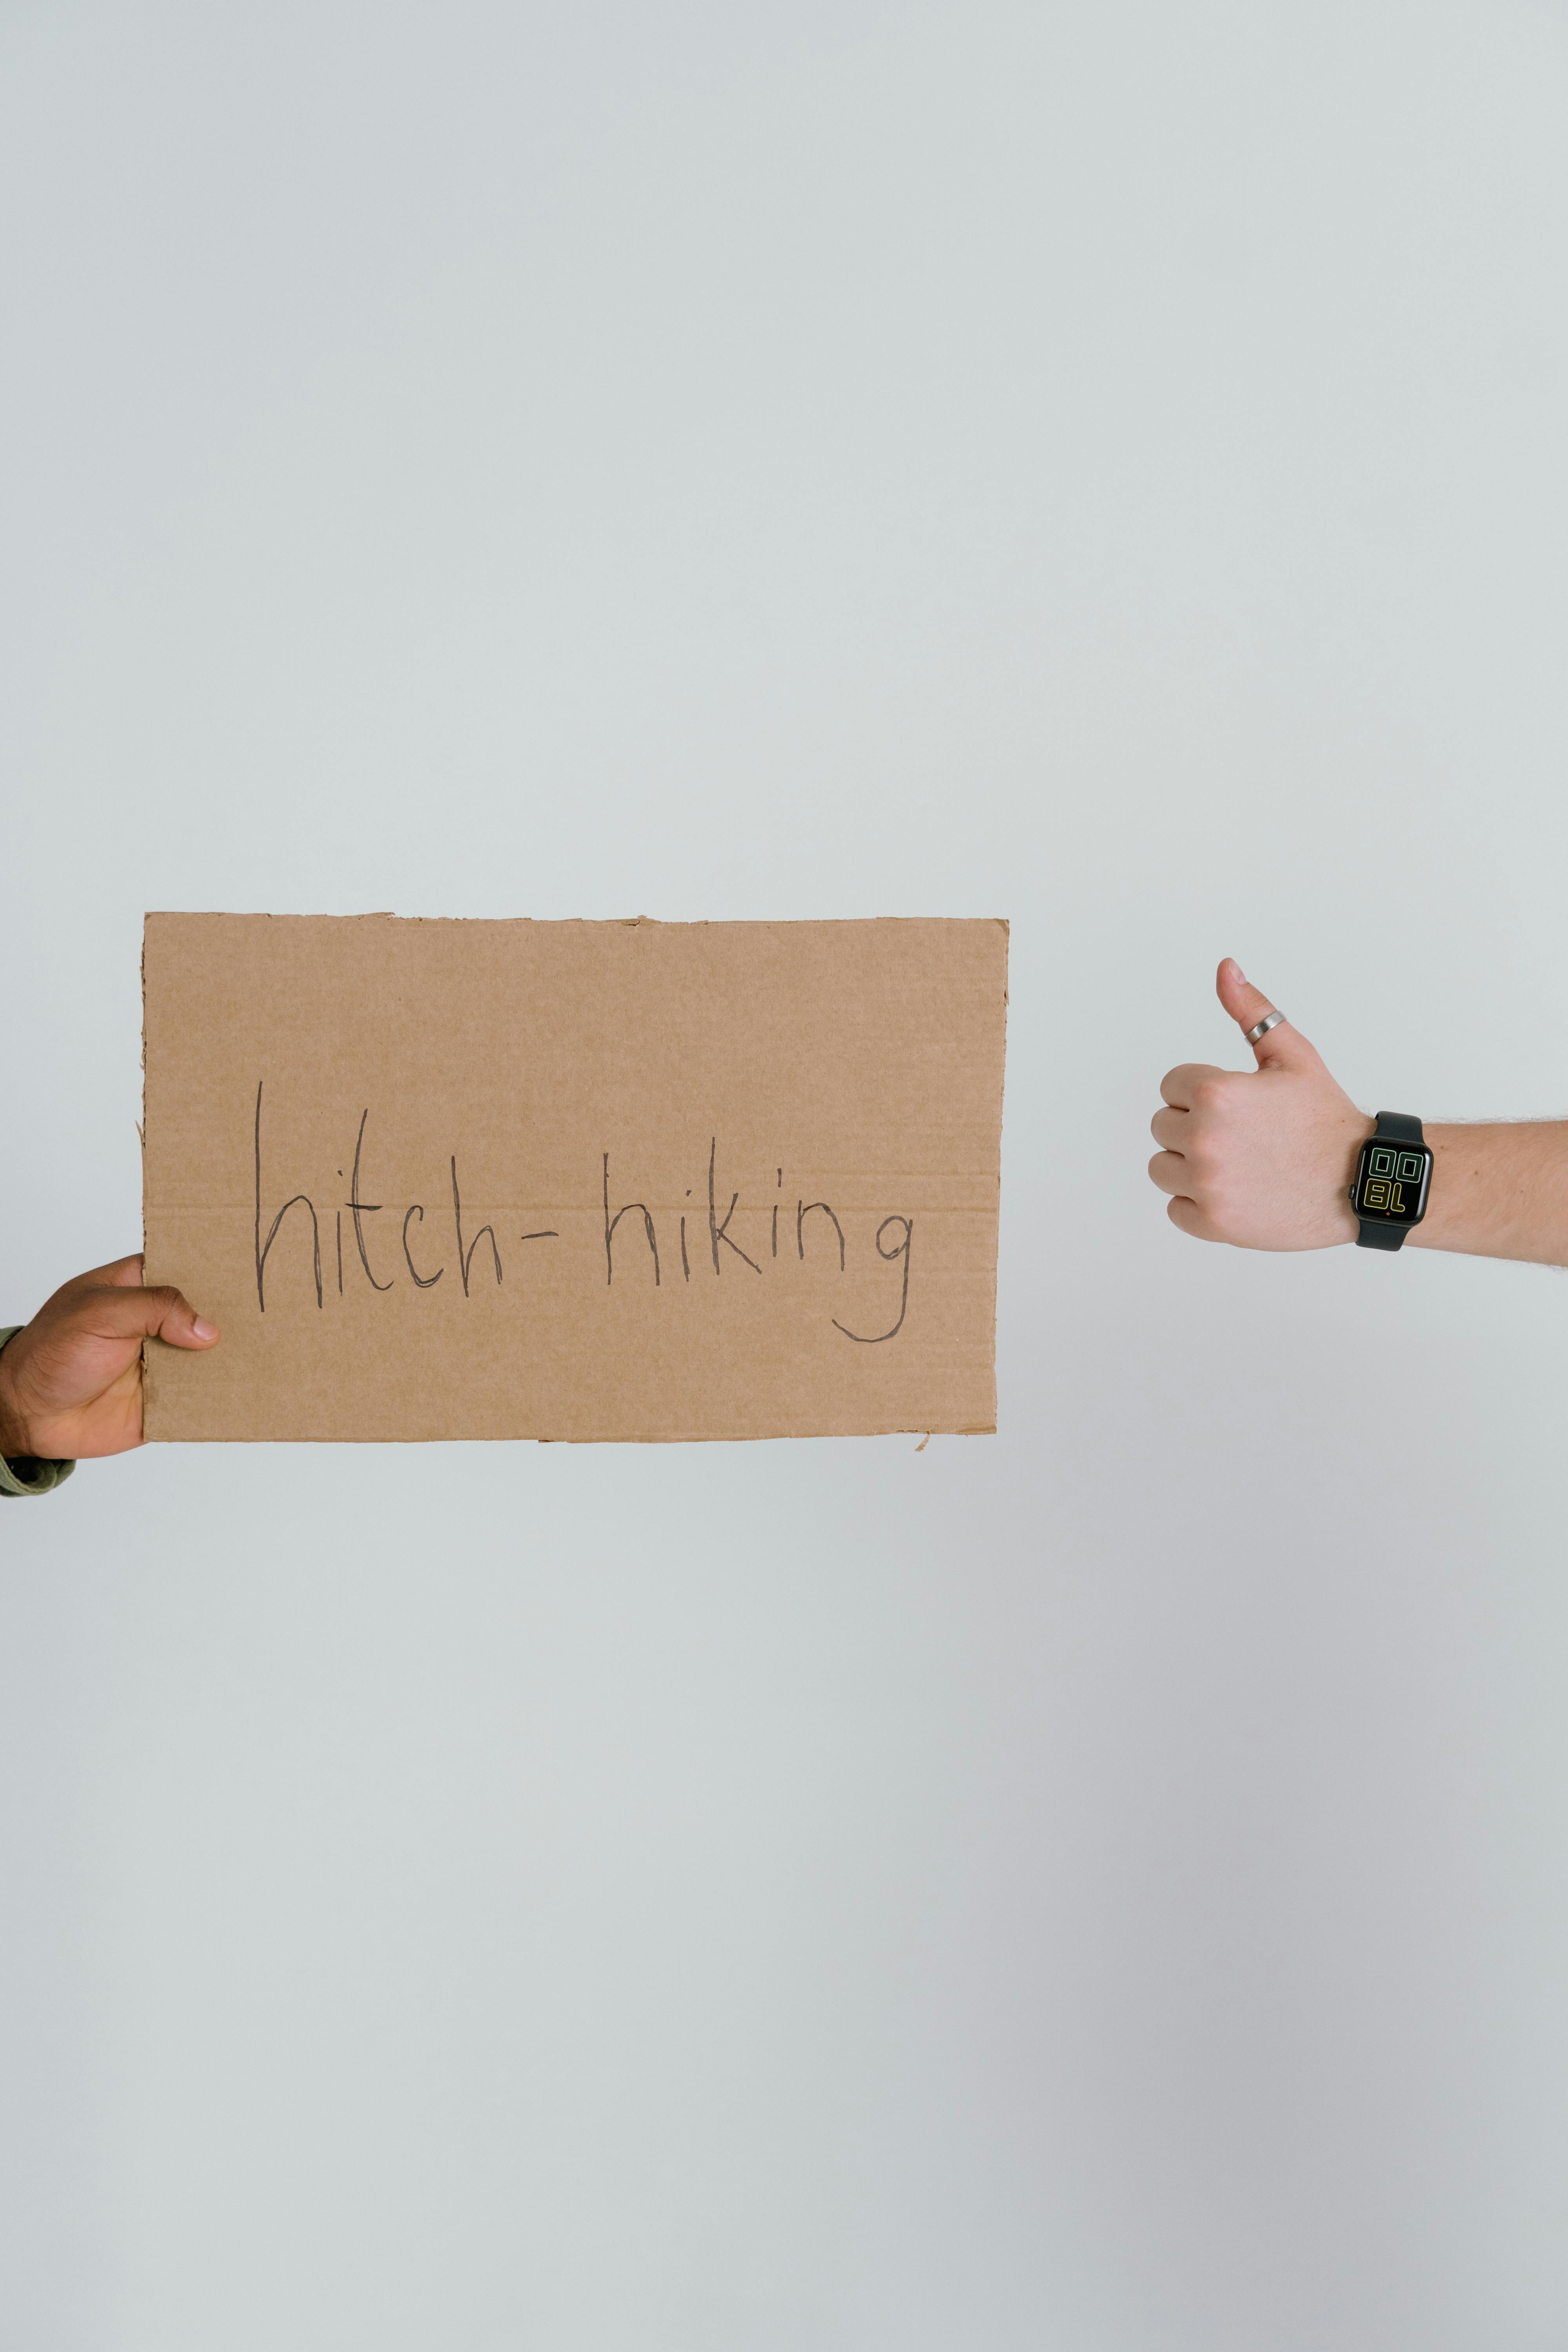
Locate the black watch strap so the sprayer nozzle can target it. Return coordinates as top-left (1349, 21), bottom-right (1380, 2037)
top-left (1355, 1110), bottom-right (1425, 1250)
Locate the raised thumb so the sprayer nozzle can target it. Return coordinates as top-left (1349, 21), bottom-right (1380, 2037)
top-left (1215, 957), bottom-right (1317, 1071)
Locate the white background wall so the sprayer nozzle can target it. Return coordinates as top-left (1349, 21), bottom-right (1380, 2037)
top-left (6, 2), bottom-right (1568, 2343)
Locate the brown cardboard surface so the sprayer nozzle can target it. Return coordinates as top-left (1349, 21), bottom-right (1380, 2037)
top-left (141, 916), bottom-right (1008, 1443)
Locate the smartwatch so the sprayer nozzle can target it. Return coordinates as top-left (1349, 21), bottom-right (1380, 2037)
top-left (1349, 1112), bottom-right (1432, 1250)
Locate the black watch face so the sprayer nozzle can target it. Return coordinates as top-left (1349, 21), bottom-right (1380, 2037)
top-left (1352, 1138), bottom-right (1431, 1225)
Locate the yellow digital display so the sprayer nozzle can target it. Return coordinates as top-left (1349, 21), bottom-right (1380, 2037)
top-left (1356, 1141), bottom-right (1428, 1224)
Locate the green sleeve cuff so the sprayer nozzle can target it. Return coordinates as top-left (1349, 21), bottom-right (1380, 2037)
top-left (0, 1327), bottom-right (76, 1497)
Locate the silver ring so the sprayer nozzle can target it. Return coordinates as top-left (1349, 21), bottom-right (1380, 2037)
top-left (1245, 1010), bottom-right (1285, 1043)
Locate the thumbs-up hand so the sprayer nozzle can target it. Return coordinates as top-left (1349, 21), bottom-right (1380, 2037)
top-left (1149, 960), bottom-right (1375, 1250)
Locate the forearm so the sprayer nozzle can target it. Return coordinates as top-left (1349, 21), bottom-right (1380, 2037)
top-left (1406, 1122), bottom-right (1568, 1267)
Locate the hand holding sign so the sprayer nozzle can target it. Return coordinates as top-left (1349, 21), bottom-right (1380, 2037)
top-left (0, 1256), bottom-right (220, 1461)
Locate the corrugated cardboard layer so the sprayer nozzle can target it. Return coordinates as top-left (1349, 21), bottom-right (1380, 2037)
top-left (142, 915), bottom-right (1008, 1442)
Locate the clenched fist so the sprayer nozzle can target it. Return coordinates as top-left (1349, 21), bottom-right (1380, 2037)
top-left (1149, 960), bottom-right (1374, 1250)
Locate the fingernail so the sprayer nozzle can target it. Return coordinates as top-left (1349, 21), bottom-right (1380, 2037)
top-left (1230, 960), bottom-right (1247, 982)
top-left (192, 1317), bottom-right (218, 1341)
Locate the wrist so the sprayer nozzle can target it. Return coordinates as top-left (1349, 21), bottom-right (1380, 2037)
top-left (0, 1340), bottom-right (31, 1459)
top-left (1402, 1125), bottom-right (1457, 1250)
top-left (1329, 1112), bottom-right (1377, 1245)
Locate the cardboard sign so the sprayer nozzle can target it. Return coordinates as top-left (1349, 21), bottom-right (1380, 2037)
top-left (141, 915), bottom-right (1008, 1443)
